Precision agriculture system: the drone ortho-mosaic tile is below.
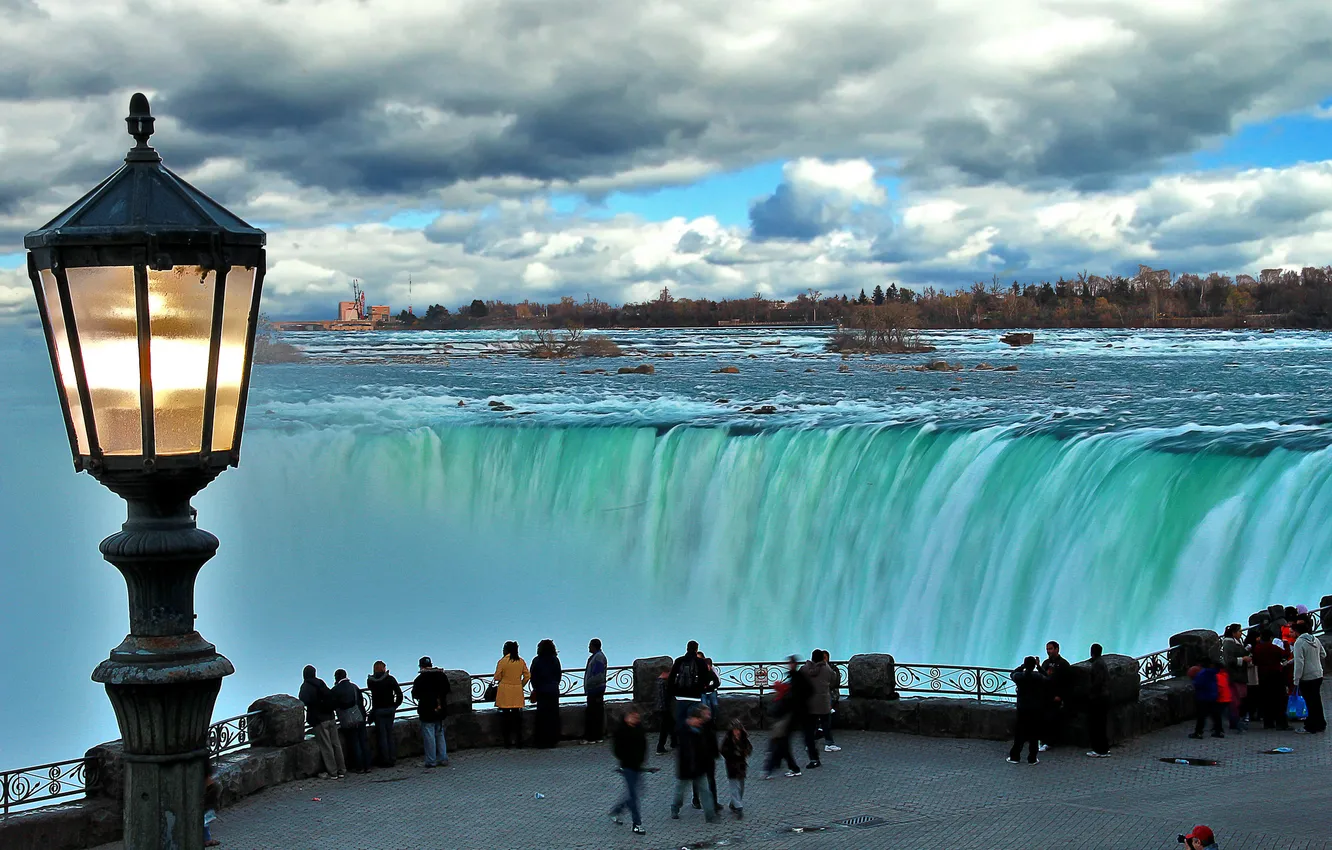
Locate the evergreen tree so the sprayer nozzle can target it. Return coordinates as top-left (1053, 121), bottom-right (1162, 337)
top-left (872, 285), bottom-right (885, 305)
top-left (469, 299), bottom-right (489, 318)
top-left (857, 288), bottom-right (869, 305)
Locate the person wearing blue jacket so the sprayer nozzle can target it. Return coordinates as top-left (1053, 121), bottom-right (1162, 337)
top-left (1189, 661), bottom-right (1224, 739)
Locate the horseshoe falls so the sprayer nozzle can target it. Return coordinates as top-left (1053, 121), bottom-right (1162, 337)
top-left (2, 326), bottom-right (1331, 766)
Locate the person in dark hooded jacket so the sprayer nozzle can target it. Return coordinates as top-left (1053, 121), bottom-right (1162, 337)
top-left (366, 660), bottom-right (403, 766)
top-left (1007, 656), bottom-right (1047, 765)
top-left (331, 669), bottom-right (370, 773)
top-left (299, 665), bottom-right (345, 778)
top-left (411, 656), bottom-right (451, 767)
top-left (670, 705), bottom-right (718, 823)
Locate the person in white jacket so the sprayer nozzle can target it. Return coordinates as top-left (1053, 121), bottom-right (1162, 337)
top-left (1291, 620), bottom-right (1327, 734)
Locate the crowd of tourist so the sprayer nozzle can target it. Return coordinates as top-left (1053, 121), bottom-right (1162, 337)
top-left (1006, 641), bottom-right (1111, 764)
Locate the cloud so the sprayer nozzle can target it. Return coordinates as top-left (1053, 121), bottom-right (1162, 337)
top-left (749, 158), bottom-right (885, 240)
top-left (0, 0), bottom-right (1330, 241)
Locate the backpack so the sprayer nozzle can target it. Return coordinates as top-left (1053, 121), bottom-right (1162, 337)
top-left (674, 658), bottom-right (699, 693)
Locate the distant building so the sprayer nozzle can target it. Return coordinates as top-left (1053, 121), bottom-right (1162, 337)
top-left (368, 305), bottom-right (391, 324)
top-left (338, 301), bottom-right (360, 321)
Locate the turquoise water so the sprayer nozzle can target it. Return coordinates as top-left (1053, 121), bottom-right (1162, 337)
top-left (2, 326), bottom-right (1330, 766)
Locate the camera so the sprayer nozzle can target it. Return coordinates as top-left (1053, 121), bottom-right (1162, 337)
top-left (1177, 838), bottom-right (1187, 845)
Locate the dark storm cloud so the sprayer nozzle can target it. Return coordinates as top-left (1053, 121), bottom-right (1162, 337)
top-left (749, 183), bottom-right (832, 241)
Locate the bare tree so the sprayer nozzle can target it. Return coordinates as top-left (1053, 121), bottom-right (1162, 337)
top-left (807, 288), bottom-right (822, 322)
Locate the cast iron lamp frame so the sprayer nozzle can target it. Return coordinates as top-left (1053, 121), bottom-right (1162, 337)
top-left (23, 93), bottom-right (266, 850)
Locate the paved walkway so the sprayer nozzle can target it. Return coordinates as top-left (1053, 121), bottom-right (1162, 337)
top-left (97, 713), bottom-right (1330, 850)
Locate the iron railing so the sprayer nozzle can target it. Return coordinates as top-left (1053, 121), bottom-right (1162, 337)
top-left (208, 712), bottom-right (263, 759)
top-left (894, 664), bottom-right (1016, 700)
top-left (1135, 649), bottom-right (1173, 685)
top-left (1, 757), bottom-right (96, 815)
top-left (467, 665), bottom-right (636, 704)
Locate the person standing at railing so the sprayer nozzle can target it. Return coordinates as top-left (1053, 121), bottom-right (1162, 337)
top-left (701, 657), bottom-right (721, 716)
top-left (1251, 630), bottom-right (1289, 731)
top-left (584, 638), bottom-right (608, 744)
top-left (654, 669), bottom-right (677, 755)
top-left (366, 661), bottom-right (403, 767)
top-left (668, 641), bottom-right (710, 733)
top-left (412, 656), bottom-right (451, 768)
top-left (1220, 625), bottom-right (1252, 732)
top-left (494, 641), bottom-right (530, 748)
top-left (801, 651), bottom-right (834, 767)
top-left (1006, 656), bottom-right (1047, 765)
top-left (1085, 643), bottom-right (1111, 758)
top-left (332, 669), bottom-right (372, 774)
top-left (1038, 641), bottom-right (1071, 752)
top-left (299, 665), bottom-right (346, 779)
top-left (531, 639), bottom-right (563, 748)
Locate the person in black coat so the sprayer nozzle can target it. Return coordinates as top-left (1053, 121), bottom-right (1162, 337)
top-left (670, 705), bottom-right (718, 823)
top-left (331, 668), bottom-right (371, 773)
top-left (1039, 641), bottom-right (1072, 750)
top-left (609, 708), bottom-right (648, 834)
top-left (1007, 656), bottom-right (1047, 765)
top-left (667, 641), bottom-right (710, 732)
top-left (530, 639), bottom-right (563, 748)
top-left (411, 656), bottom-right (451, 767)
top-left (366, 661), bottom-right (403, 766)
top-left (299, 665), bottom-right (345, 778)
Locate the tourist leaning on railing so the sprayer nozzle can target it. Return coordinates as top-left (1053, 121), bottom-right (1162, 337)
top-left (412, 656), bottom-right (451, 768)
top-left (366, 660), bottom-right (403, 767)
top-left (530, 639), bottom-right (563, 748)
top-left (331, 669), bottom-right (371, 774)
top-left (494, 642), bottom-right (530, 748)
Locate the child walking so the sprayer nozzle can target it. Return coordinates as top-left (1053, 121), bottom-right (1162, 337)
top-left (719, 720), bottom-right (753, 820)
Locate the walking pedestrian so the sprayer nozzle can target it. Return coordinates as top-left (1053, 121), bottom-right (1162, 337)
top-left (531, 639), bottom-right (563, 748)
top-left (494, 641), bottom-right (530, 748)
top-left (821, 651), bottom-right (842, 752)
top-left (609, 708), bottom-right (648, 835)
top-left (1038, 641), bottom-right (1071, 751)
top-left (411, 656), bottom-right (451, 767)
top-left (1189, 660), bottom-right (1224, 739)
top-left (1085, 643), bottom-right (1111, 758)
top-left (719, 720), bottom-right (752, 820)
top-left (669, 641), bottom-right (709, 732)
top-left (1292, 618), bottom-right (1327, 734)
top-left (654, 669), bottom-right (676, 754)
top-left (670, 705), bottom-right (718, 823)
top-left (584, 638), bottom-right (608, 743)
top-left (761, 674), bottom-right (802, 778)
top-left (331, 669), bottom-right (371, 774)
top-left (299, 665), bottom-right (345, 779)
top-left (366, 660), bottom-right (403, 766)
top-left (800, 651), bottom-right (833, 766)
top-left (1007, 656), bottom-right (1046, 765)
top-left (1251, 630), bottom-right (1289, 730)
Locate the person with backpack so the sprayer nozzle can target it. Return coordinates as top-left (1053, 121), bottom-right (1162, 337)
top-left (668, 641), bottom-right (709, 733)
top-left (299, 665), bottom-right (345, 779)
top-left (719, 720), bottom-right (753, 820)
top-left (331, 668), bottom-right (371, 773)
top-left (1006, 656), bottom-right (1047, 765)
top-left (411, 656), bottom-right (452, 767)
top-left (609, 708), bottom-right (648, 835)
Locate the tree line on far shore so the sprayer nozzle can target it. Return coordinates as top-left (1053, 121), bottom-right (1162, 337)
top-left (390, 265), bottom-right (1332, 333)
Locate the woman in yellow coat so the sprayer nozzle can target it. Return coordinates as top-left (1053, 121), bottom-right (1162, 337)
top-left (494, 641), bottom-right (530, 748)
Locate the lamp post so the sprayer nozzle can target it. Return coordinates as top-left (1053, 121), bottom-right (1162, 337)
top-left (23, 93), bottom-right (266, 850)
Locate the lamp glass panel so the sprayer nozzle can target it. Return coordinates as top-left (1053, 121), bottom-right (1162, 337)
top-left (148, 266), bottom-right (215, 455)
top-left (64, 266), bottom-right (142, 455)
top-left (211, 266), bottom-right (256, 453)
top-left (38, 270), bottom-right (90, 455)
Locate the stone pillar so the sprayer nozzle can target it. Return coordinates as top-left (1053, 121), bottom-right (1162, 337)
top-left (444, 670), bottom-right (473, 713)
top-left (1169, 629), bottom-right (1220, 676)
top-left (633, 656), bottom-right (671, 704)
top-left (85, 741), bottom-right (126, 806)
top-left (847, 654), bottom-right (897, 700)
top-left (1069, 654), bottom-right (1140, 706)
top-left (246, 695), bottom-right (305, 747)
top-left (1320, 595), bottom-right (1332, 634)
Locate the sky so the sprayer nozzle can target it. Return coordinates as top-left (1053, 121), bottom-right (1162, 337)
top-left (0, 0), bottom-right (1331, 321)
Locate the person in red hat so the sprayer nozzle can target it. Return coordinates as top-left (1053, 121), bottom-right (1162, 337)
top-left (1182, 824), bottom-right (1218, 848)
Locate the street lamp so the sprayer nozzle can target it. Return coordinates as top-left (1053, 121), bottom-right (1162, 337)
top-left (23, 93), bottom-right (265, 850)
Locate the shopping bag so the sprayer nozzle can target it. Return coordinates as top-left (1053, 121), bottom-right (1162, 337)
top-left (1287, 693), bottom-right (1308, 720)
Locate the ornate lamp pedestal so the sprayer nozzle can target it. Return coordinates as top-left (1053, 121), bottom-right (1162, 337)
top-left (93, 473), bottom-right (233, 849)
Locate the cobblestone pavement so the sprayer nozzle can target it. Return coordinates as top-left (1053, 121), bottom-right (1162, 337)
top-left (96, 707), bottom-right (1331, 850)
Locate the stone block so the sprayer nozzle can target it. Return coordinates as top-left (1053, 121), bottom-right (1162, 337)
top-left (713, 695), bottom-right (762, 731)
top-left (633, 656), bottom-right (672, 704)
top-left (246, 694), bottom-right (305, 747)
top-left (1068, 654), bottom-right (1140, 707)
top-left (84, 741), bottom-right (123, 805)
top-left (1168, 630), bottom-right (1220, 676)
top-left (847, 654), bottom-right (897, 700)
top-left (853, 697), bottom-right (918, 733)
top-left (968, 701), bottom-right (1018, 741)
top-left (0, 800), bottom-right (121, 850)
top-left (445, 670), bottom-right (473, 713)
